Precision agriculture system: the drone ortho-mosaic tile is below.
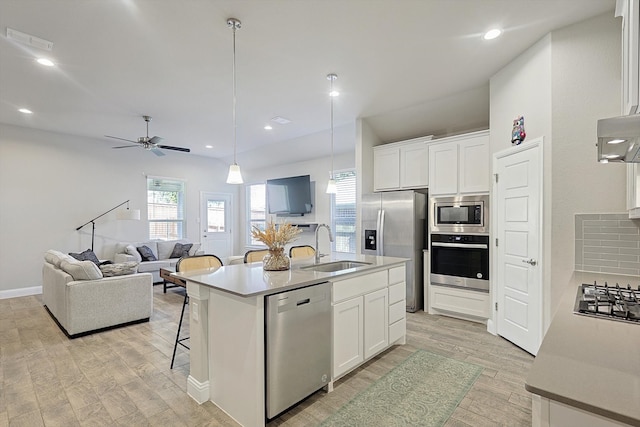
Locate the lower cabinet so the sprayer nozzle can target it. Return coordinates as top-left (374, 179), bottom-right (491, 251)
top-left (532, 395), bottom-right (632, 427)
top-left (333, 297), bottom-right (364, 377)
top-left (363, 288), bottom-right (389, 359)
top-left (428, 284), bottom-right (490, 320)
top-left (331, 265), bottom-right (406, 380)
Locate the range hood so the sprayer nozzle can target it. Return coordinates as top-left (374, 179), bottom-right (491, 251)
top-left (597, 114), bottom-right (640, 163)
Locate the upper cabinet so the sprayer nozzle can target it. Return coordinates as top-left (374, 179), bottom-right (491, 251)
top-left (428, 130), bottom-right (490, 196)
top-left (617, 0), bottom-right (640, 216)
top-left (373, 136), bottom-right (432, 191)
top-left (617, 0), bottom-right (640, 115)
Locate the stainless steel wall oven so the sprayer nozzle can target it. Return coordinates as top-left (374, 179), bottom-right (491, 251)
top-left (430, 233), bottom-right (489, 292)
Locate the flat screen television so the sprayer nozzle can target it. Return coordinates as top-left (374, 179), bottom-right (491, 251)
top-left (266, 175), bottom-right (313, 216)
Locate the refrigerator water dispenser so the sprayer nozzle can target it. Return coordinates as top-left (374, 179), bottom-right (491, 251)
top-left (365, 229), bottom-right (377, 250)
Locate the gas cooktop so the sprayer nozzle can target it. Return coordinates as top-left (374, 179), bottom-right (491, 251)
top-left (574, 282), bottom-right (640, 324)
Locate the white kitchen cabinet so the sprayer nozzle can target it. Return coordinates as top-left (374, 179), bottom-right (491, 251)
top-left (618, 0), bottom-right (640, 217)
top-left (331, 265), bottom-right (406, 380)
top-left (428, 142), bottom-right (458, 195)
top-left (428, 130), bottom-right (490, 196)
top-left (373, 147), bottom-right (400, 190)
top-left (373, 136), bottom-right (432, 191)
top-left (333, 297), bottom-right (364, 378)
top-left (617, 0), bottom-right (640, 115)
top-left (627, 164), bottom-right (640, 217)
top-left (363, 288), bottom-right (388, 359)
top-left (533, 395), bottom-right (631, 427)
top-left (428, 284), bottom-right (490, 322)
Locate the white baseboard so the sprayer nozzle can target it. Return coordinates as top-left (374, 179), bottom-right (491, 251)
top-left (0, 286), bottom-right (42, 300)
top-left (187, 375), bottom-right (210, 404)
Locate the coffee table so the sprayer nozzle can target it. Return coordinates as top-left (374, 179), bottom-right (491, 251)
top-left (159, 267), bottom-right (186, 293)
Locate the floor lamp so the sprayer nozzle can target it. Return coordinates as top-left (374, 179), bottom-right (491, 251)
top-left (75, 200), bottom-right (141, 251)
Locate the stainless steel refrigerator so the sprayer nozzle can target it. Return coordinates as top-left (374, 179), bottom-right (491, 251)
top-left (361, 190), bottom-right (427, 312)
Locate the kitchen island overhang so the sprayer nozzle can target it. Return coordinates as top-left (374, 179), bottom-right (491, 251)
top-left (174, 253), bottom-right (408, 427)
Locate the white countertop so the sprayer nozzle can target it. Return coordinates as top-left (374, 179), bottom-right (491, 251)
top-left (525, 271), bottom-right (640, 426)
top-left (173, 253), bottom-right (407, 297)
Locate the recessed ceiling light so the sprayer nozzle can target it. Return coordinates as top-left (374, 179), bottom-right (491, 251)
top-left (18, 108), bottom-right (33, 114)
top-left (264, 125), bottom-right (273, 130)
top-left (483, 29), bottom-right (502, 40)
top-left (271, 116), bottom-right (291, 125)
top-left (329, 90), bottom-right (340, 97)
top-left (36, 58), bottom-right (55, 67)
top-left (205, 145), bottom-right (213, 149)
top-left (607, 139), bottom-right (626, 144)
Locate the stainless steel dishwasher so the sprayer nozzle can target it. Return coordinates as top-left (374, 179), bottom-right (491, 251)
top-left (266, 282), bottom-right (331, 419)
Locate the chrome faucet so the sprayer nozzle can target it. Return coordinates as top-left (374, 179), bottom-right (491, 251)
top-left (315, 224), bottom-right (334, 263)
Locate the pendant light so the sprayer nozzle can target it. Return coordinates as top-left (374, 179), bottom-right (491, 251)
top-left (326, 73), bottom-right (338, 194)
top-left (226, 18), bottom-right (244, 184)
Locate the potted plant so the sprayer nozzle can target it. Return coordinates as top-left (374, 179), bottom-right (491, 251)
top-left (251, 221), bottom-right (302, 271)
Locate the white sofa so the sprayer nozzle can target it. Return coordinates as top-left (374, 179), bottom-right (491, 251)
top-left (42, 250), bottom-right (153, 338)
top-left (113, 239), bottom-right (202, 283)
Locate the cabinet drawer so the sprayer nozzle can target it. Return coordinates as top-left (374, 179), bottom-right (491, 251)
top-left (388, 282), bottom-right (405, 305)
top-left (389, 265), bottom-right (405, 285)
top-left (332, 271), bottom-right (388, 303)
top-left (389, 318), bottom-right (406, 344)
top-left (429, 286), bottom-right (490, 318)
top-left (389, 300), bottom-right (405, 324)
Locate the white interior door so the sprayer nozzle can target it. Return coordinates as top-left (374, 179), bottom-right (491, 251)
top-left (200, 192), bottom-right (232, 260)
top-left (494, 139), bottom-right (542, 355)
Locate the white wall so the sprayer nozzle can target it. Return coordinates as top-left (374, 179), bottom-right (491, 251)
top-left (0, 123), bottom-right (241, 295)
top-left (549, 12), bottom-right (625, 317)
top-left (240, 151), bottom-right (355, 253)
top-left (490, 34), bottom-right (554, 327)
top-left (489, 12), bottom-right (623, 327)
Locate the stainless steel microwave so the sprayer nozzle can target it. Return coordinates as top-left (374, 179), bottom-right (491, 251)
top-left (430, 195), bottom-right (489, 234)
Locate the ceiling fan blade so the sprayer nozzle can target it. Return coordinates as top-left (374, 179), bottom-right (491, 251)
top-left (148, 136), bottom-right (164, 145)
top-left (158, 145), bottom-right (191, 153)
top-left (105, 135), bottom-right (138, 144)
top-left (112, 145), bottom-right (140, 149)
top-left (150, 148), bottom-right (166, 157)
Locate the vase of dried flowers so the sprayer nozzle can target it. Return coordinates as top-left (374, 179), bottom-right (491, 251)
top-left (251, 221), bottom-right (302, 271)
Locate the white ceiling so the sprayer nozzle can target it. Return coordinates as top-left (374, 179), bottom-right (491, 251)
top-left (0, 0), bottom-right (615, 168)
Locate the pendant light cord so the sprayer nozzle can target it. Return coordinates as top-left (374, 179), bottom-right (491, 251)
top-left (329, 74), bottom-right (336, 180)
top-left (232, 22), bottom-right (238, 165)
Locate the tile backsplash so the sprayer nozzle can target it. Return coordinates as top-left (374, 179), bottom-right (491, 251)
top-left (575, 213), bottom-right (640, 276)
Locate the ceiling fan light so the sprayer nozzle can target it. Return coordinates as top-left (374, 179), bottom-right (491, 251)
top-left (326, 178), bottom-right (337, 194)
top-left (226, 163), bottom-right (244, 184)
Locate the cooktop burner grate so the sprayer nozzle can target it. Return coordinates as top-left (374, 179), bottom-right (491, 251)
top-left (574, 282), bottom-right (640, 324)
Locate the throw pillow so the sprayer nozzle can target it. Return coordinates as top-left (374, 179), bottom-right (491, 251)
top-left (100, 261), bottom-right (139, 277)
top-left (188, 243), bottom-right (201, 256)
top-left (69, 249), bottom-right (101, 266)
top-left (125, 244), bottom-right (143, 262)
top-left (170, 243), bottom-right (193, 259)
top-left (60, 259), bottom-right (103, 280)
top-left (137, 245), bottom-right (157, 262)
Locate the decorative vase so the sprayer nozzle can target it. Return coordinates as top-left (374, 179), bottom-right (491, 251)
top-left (262, 247), bottom-right (290, 271)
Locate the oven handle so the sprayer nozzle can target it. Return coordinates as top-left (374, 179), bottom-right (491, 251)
top-left (431, 242), bottom-right (488, 249)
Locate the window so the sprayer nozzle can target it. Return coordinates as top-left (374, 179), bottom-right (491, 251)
top-left (147, 177), bottom-right (185, 240)
top-left (331, 169), bottom-right (356, 253)
top-left (247, 183), bottom-right (266, 245)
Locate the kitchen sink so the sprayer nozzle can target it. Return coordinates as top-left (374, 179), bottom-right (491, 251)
top-left (300, 260), bottom-right (372, 273)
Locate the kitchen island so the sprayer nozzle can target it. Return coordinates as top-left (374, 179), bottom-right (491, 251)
top-left (174, 253), bottom-right (407, 427)
top-left (525, 272), bottom-right (640, 427)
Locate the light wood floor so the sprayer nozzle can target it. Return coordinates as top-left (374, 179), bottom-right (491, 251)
top-left (0, 285), bottom-right (534, 426)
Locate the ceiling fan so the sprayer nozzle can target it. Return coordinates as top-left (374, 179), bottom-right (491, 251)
top-left (106, 115), bottom-right (190, 156)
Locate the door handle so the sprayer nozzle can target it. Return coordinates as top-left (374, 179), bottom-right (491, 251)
top-left (522, 258), bottom-right (537, 266)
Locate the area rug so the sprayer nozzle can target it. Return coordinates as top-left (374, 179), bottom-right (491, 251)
top-left (321, 350), bottom-right (483, 427)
